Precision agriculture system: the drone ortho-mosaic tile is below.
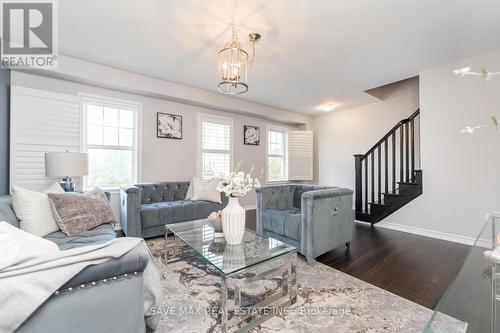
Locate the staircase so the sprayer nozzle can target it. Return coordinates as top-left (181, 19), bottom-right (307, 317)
top-left (354, 109), bottom-right (422, 226)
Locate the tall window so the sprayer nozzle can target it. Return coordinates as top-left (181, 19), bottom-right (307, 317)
top-left (199, 115), bottom-right (232, 180)
top-left (83, 97), bottom-right (139, 189)
top-left (267, 129), bottom-right (288, 182)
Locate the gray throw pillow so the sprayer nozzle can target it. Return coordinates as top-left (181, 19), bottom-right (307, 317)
top-left (47, 189), bottom-right (116, 237)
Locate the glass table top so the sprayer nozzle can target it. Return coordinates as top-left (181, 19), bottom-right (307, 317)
top-left (165, 219), bottom-right (296, 275)
top-left (424, 213), bottom-right (500, 333)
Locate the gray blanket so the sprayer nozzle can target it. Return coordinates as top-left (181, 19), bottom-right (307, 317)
top-left (0, 222), bottom-right (162, 333)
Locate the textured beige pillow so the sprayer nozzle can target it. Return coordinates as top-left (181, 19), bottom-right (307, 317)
top-left (47, 189), bottom-right (116, 236)
top-left (11, 183), bottom-right (65, 237)
top-left (191, 178), bottom-right (222, 204)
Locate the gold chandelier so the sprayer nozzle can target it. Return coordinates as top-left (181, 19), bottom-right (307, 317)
top-left (217, 27), bottom-right (260, 95)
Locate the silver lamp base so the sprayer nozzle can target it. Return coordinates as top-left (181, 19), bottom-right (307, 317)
top-left (59, 177), bottom-right (76, 192)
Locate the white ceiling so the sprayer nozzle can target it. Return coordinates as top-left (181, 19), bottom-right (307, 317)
top-left (58, 0), bottom-right (500, 115)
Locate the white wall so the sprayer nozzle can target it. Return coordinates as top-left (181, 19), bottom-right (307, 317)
top-left (11, 72), bottom-right (303, 208)
top-left (34, 55), bottom-right (312, 126)
top-left (313, 77), bottom-right (420, 190)
top-left (314, 48), bottom-right (500, 243)
top-left (383, 49), bottom-right (500, 242)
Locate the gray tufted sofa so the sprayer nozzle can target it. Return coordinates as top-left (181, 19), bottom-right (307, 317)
top-left (0, 194), bottom-right (151, 333)
top-left (120, 181), bottom-right (228, 238)
top-left (256, 184), bottom-right (354, 261)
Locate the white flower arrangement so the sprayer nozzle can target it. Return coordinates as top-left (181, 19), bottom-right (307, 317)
top-left (216, 164), bottom-right (262, 198)
top-left (208, 210), bottom-right (223, 221)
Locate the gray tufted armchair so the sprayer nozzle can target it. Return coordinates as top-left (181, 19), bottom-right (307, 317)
top-left (120, 181), bottom-right (228, 238)
top-left (256, 184), bottom-right (354, 261)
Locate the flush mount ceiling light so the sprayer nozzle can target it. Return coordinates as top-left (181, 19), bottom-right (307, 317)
top-left (320, 103), bottom-right (336, 112)
top-left (217, 27), bottom-right (260, 95)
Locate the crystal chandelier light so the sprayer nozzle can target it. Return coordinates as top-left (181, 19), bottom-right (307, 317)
top-left (217, 27), bottom-right (260, 95)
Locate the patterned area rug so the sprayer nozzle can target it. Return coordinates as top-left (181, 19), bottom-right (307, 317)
top-left (145, 237), bottom-right (443, 332)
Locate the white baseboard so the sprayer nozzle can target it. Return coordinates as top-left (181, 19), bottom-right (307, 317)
top-left (368, 220), bottom-right (479, 246)
top-left (243, 205), bottom-right (256, 210)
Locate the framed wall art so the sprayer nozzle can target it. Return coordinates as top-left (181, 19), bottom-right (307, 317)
top-left (157, 112), bottom-right (182, 139)
top-left (244, 125), bottom-right (260, 145)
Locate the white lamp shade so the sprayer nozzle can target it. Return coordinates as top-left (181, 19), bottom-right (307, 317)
top-left (45, 152), bottom-right (89, 177)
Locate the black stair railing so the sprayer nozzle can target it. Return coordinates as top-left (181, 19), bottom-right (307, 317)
top-left (354, 109), bottom-right (420, 213)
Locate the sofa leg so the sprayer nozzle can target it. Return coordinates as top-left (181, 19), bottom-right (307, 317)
top-left (306, 257), bottom-right (316, 265)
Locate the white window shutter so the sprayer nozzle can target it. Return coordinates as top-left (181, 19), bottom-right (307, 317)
top-left (10, 86), bottom-right (81, 192)
top-left (288, 130), bottom-right (313, 181)
top-left (198, 115), bottom-right (232, 180)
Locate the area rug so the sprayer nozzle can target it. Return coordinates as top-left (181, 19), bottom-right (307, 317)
top-left (146, 238), bottom-right (458, 333)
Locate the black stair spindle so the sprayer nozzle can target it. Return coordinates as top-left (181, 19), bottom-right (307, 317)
top-left (392, 132), bottom-right (396, 192)
top-left (399, 127), bottom-right (404, 183)
top-left (411, 117), bottom-right (415, 177)
top-left (405, 121), bottom-right (410, 182)
top-left (354, 154), bottom-right (363, 212)
top-left (371, 152), bottom-right (375, 207)
top-left (364, 158), bottom-right (368, 211)
top-left (384, 139), bottom-right (388, 194)
top-left (378, 146), bottom-right (381, 203)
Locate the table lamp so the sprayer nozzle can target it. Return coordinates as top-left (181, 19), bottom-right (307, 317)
top-left (45, 152), bottom-right (89, 192)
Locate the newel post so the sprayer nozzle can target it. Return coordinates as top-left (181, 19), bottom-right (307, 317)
top-left (354, 154), bottom-right (363, 212)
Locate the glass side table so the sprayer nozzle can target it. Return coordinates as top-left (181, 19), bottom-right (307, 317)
top-left (424, 213), bottom-right (500, 333)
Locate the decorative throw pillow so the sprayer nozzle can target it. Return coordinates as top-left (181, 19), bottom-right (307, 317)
top-left (47, 189), bottom-right (116, 237)
top-left (191, 178), bottom-right (222, 204)
top-left (11, 183), bottom-right (65, 237)
top-left (185, 178), bottom-right (196, 200)
top-left (186, 177), bottom-right (205, 200)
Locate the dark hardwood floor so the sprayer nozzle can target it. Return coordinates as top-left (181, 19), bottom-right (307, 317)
top-left (245, 209), bottom-right (470, 309)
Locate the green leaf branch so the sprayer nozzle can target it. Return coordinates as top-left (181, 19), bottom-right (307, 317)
top-left (492, 116), bottom-right (499, 129)
top-left (453, 67), bottom-right (500, 81)
top-left (454, 67), bottom-right (499, 133)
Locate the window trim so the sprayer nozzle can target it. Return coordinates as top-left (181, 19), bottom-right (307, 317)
top-left (266, 126), bottom-right (289, 183)
top-left (80, 93), bottom-right (142, 190)
top-left (197, 113), bottom-right (234, 180)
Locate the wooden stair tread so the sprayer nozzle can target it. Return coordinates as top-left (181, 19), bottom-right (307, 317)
top-left (397, 181), bottom-right (419, 185)
top-left (355, 177), bottom-right (423, 225)
top-left (383, 192), bottom-right (405, 197)
top-left (370, 202), bottom-right (388, 207)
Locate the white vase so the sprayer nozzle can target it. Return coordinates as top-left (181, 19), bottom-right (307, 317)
top-left (222, 196), bottom-right (246, 245)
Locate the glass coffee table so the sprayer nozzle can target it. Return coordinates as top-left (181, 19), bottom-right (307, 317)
top-left (165, 219), bottom-right (298, 332)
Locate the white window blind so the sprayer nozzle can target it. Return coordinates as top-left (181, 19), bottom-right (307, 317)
top-left (10, 86), bottom-right (81, 192)
top-left (199, 115), bottom-right (232, 180)
top-left (288, 130), bottom-right (314, 181)
top-left (82, 97), bottom-right (139, 189)
top-left (267, 129), bottom-right (288, 182)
